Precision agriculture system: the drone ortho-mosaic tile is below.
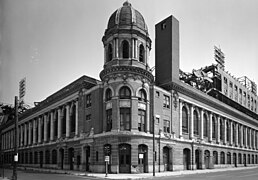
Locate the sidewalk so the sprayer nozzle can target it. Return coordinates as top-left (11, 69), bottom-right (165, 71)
top-left (15, 166), bottom-right (257, 180)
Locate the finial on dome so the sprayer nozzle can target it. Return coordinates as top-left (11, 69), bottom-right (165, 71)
top-left (123, 1), bottom-right (131, 7)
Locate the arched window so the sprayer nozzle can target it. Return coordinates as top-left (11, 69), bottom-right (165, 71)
top-left (182, 106), bottom-right (188, 133)
top-left (45, 150), bottom-right (50, 164)
top-left (122, 40), bottom-right (129, 58)
top-left (193, 110), bottom-right (199, 135)
top-left (213, 151), bottom-right (218, 164)
top-left (107, 43), bottom-right (113, 62)
top-left (52, 149), bottom-right (57, 164)
top-left (203, 114), bottom-right (208, 137)
top-left (220, 152), bottom-right (225, 164)
top-left (139, 44), bottom-right (145, 63)
top-left (119, 86), bottom-right (131, 99)
top-left (106, 88), bottom-right (112, 101)
top-left (138, 89), bottom-right (147, 102)
top-left (227, 152), bottom-right (231, 164)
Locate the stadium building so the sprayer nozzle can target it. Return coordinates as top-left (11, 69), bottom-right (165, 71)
top-left (1, 1), bottom-right (258, 173)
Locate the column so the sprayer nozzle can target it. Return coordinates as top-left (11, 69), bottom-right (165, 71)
top-left (116, 38), bottom-right (119, 58)
top-left (20, 124), bottom-right (24, 147)
top-left (235, 123), bottom-right (239, 147)
top-left (50, 111), bottom-right (54, 141)
top-left (209, 113), bottom-right (212, 142)
top-left (66, 104), bottom-right (70, 138)
top-left (113, 39), bottom-right (116, 58)
top-left (217, 117), bottom-right (220, 143)
top-left (38, 117), bottom-right (42, 143)
top-left (240, 125), bottom-right (243, 147)
top-left (28, 121), bottom-right (32, 145)
top-left (135, 39), bottom-right (138, 59)
top-left (253, 129), bottom-right (256, 149)
top-left (24, 123), bottom-right (27, 146)
top-left (33, 119), bottom-right (36, 144)
top-left (58, 108), bottom-right (62, 138)
top-left (44, 114), bottom-right (47, 142)
top-left (131, 38), bottom-right (135, 58)
top-left (230, 121), bottom-right (233, 145)
top-left (179, 100), bottom-right (183, 138)
top-left (200, 109), bottom-right (204, 140)
top-left (75, 100), bottom-right (79, 136)
top-left (249, 128), bottom-right (252, 149)
top-left (190, 105), bottom-right (194, 139)
top-left (245, 126), bottom-right (248, 148)
top-left (223, 119), bottom-right (227, 144)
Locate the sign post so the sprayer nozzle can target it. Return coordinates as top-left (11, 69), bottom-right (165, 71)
top-left (105, 156), bottom-right (109, 177)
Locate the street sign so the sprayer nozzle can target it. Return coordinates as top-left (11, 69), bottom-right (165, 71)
top-left (19, 78), bottom-right (26, 100)
top-left (105, 156), bottom-right (110, 162)
top-left (14, 153), bottom-right (18, 162)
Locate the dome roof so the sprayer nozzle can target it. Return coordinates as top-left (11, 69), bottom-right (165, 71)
top-left (107, 1), bottom-right (148, 32)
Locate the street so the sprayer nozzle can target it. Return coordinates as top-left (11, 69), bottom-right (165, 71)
top-left (153, 167), bottom-right (258, 180)
top-left (1, 169), bottom-right (101, 180)
top-left (1, 167), bottom-right (258, 180)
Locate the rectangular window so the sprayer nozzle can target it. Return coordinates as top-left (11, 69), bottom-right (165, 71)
top-left (106, 109), bottom-right (112, 132)
top-left (120, 108), bottom-right (131, 131)
top-left (163, 95), bottom-right (170, 109)
top-left (86, 94), bottom-right (92, 107)
top-left (138, 110), bottom-right (146, 132)
top-left (86, 114), bottom-right (91, 121)
top-left (96, 151), bottom-right (98, 162)
top-left (156, 117), bottom-right (160, 124)
top-left (163, 120), bottom-right (170, 133)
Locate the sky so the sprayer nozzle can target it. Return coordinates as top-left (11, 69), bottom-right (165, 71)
top-left (0, 0), bottom-right (258, 106)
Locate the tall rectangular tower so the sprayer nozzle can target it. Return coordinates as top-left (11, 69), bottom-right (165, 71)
top-left (155, 15), bottom-right (180, 87)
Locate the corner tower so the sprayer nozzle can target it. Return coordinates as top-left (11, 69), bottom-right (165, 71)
top-left (100, 2), bottom-right (153, 134)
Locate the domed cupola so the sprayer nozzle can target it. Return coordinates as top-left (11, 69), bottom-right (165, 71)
top-left (100, 1), bottom-right (153, 83)
top-left (107, 1), bottom-right (148, 33)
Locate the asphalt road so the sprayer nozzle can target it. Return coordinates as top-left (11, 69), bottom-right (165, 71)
top-left (154, 167), bottom-right (258, 180)
top-left (0, 169), bottom-right (101, 180)
top-left (1, 167), bottom-right (258, 180)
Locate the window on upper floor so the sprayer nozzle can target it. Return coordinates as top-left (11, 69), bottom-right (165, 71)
top-left (139, 44), bottom-right (145, 63)
top-left (105, 88), bottom-right (112, 101)
top-left (163, 120), bottom-right (170, 133)
top-left (86, 94), bottom-right (92, 107)
top-left (182, 106), bottom-right (188, 133)
top-left (138, 110), bottom-right (146, 132)
top-left (106, 109), bottom-right (112, 132)
top-left (193, 110), bottom-right (199, 135)
top-left (119, 86), bottom-right (131, 99)
top-left (138, 89), bottom-right (147, 102)
top-left (120, 108), bottom-right (131, 131)
top-left (107, 43), bottom-right (113, 62)
top-left (122, 40), bottom-right (129, 58)
top-left (163, 95), bottom-right (170, 109)
top-left (203, 114), bottom-right (208, 137)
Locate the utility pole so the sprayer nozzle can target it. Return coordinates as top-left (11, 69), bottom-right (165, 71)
top-left (12, 96), bottom-right (18, 180)
top-left (153, 115), bottom-right (155, 176)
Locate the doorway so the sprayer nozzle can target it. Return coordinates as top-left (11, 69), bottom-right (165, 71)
top-left (138, 144), bottom-right (148, 173)
top-left (183, 148), bottom-right (191, 170)
top-left (119, 144), bottom-right (131, 173)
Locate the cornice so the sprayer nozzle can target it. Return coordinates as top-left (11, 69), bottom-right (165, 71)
top-left (100, 66), bottom-right (154, 84)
